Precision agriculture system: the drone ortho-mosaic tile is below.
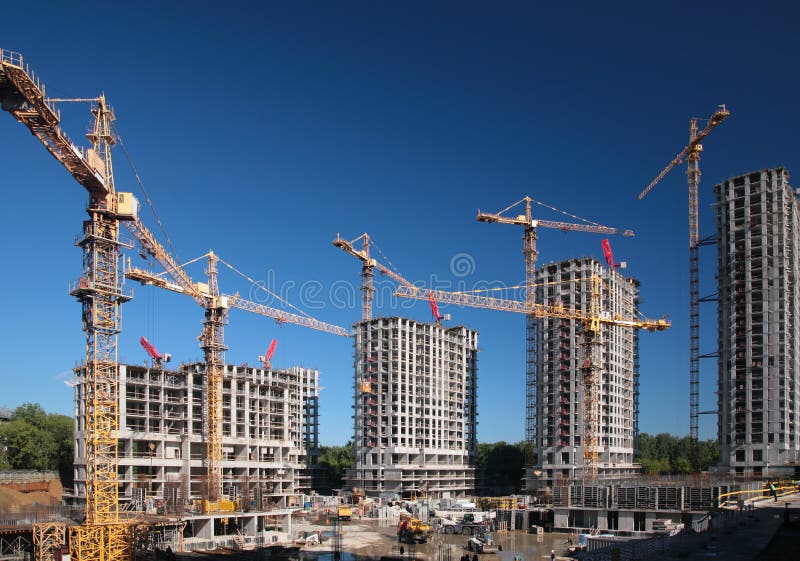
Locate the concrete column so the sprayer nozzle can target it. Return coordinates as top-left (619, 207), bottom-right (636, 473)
top-left (181, 434), bottom-right (191, 506)
top-left (242, 515), bottom-right (257, 535)
top-left (195, 518), bottom-right (214, 539)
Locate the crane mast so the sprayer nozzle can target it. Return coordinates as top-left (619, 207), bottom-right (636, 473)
top-left (638, 105), bottom-right (729, 467)
top-left (1, 49), bottom-right (135, 561)
top-left (75, 96), bottom-right (125, 525)
top-left (70, 96), bottom-right (134, 561)
top-left (200, 251), bottom-right (227, 501)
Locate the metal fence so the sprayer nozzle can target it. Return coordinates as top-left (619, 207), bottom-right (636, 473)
top-left (0, 471), bottom-right (60, 483)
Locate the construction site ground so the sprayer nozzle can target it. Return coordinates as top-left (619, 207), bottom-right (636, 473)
top-left (168, 495), bottom-right (800, 561)
top-left (175, 518), bottom-right (571, 560)
top-left (0, 480), bottom-right (62, 513)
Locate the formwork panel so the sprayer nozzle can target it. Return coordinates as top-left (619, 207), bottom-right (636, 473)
top-left (657, 487), bottom-right (681, 511)
top-left (616, 487), bottom-right (636, 510)
top-left (685, 487), bottom-right (713, 511)
top-left (583, 486), bottom-right (606, 509)
top-left (635, 486), bottom-right (656, 510)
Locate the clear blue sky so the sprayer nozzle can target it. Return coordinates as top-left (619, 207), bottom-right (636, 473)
top-left (1, 2), bottom-right (797, 445)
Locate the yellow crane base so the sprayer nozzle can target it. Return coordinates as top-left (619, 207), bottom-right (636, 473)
top-left (69, 523), bottom-right (132, 561)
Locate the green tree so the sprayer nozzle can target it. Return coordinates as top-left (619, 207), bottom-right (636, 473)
top-left (672, 456), bottom-right (692, 474)
top-left (0, 403), bottom-right (74, 478)
top-left (636, 432), bottom-right (719, 474)
top-left (698, 439), bottom-right (720, 470)
top-left (46, 413), bottom-right (75, 486)
top-left (12, 403), bottom-right (49, 428)
top-left (0, 418), bottom-right (54, 470)
top-left (475, 441), bottom-right (527, 495)
top-left (317, 442), bottom-right (353, 490)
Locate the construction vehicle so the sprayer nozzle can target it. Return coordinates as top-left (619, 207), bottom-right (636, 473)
top-left (397, 517), bottom-right (432, 544)
top-left (637, 104), bottom-right (730, 468)
top-left (432, 516), bottom-right (489, 536)
top-left (467, 530), bottom-right (498, 553)
top-left (337, 504), bottom-right (353, 521)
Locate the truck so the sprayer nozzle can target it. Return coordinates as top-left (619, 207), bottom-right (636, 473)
top-left (467, 530), bottom-right (499, 554)
top-left (397, 517), bottom-right (432, 544)
top-left (432, 515), bottom-right (490, 536)
top-left (337, 504), bottom-right (352, 521)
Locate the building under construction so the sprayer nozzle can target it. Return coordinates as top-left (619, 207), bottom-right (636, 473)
top-left (72, 362), bottom-right (320, 511)
top-left (715, 167), bottom-right (800, 477)
top-left (346, 317), bottom-right (478, 498)
top-left (526, 258), bottom-right (642, 490)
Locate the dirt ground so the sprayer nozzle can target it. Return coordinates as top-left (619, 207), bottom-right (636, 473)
top-left (174, 517), bottom-right (572, 560)
top-left (0, 479), bottom-right (62, 510)
top-left (291, 518), bottom-right (572, 561)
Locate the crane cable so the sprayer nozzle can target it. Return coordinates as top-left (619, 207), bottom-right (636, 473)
top-left (111, 122), bottom-right (182, 265)
top-left (529, 196), bottom-right (605, 228)
top-left (492, 196), bottom-right (607, 228)
top-left (370, 236), bottom-right (405, 280)
top-left (215, 255), bottom-right (314, 319)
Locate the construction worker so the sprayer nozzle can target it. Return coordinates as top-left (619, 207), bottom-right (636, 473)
top-left (769, 481), bottom-right (778, 501)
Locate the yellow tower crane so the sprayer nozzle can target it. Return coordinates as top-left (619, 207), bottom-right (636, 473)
top-left (393, 282), bottom-right (670, 479)
top-left (332, 233), bottom-right (414, 321)
top-left (0, 49), bottom-right (192, 561)
top-left (126, 252), bottom-right (348, 505)
top-left (637, 105), bottom-right (729, 467)
top-left (475, 196), bottom-right (634, 462)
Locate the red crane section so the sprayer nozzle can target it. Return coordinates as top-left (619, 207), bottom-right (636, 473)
top-left (428, 293), bottom-right (443, 327)
top-left (139, 336), bottom-right (171, 367)
top-left (601, 239), bottom-right (617, 269)
top-left (260, 339), bottom-right (278, 369)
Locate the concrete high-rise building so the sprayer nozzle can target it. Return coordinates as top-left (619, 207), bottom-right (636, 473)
top-left (73, 362), bottom-right (320, 510)
top-left (346, 317), bottom-right (478, 498)
top-left (524, 258), bottom-right (641, 491)
top-left (715, 167), bottom-right (800, 477)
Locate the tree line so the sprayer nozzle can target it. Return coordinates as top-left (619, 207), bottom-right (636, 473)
top-left (637, 432), bottom-right (719, 474)
top-left (0, 403), bottom-right (74, 485)
top-left (0, 403), bottom-right (719, 492)
top-left (318, 434), bottom-right (720, 493)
